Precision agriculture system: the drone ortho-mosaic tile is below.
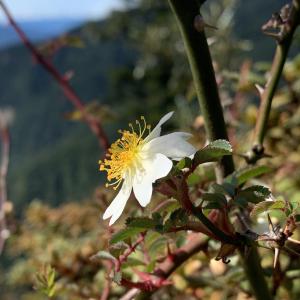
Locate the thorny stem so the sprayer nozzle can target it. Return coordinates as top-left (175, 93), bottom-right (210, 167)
top-left (247, 0), bottom-right (300, 163)
top-left (0, 0), bottom-right (110, 152)
top-left (123, 234), bottom-right (209, 300)
top-left (0, 127), bottom-right (10, 254)
top-left (166, 1), bottom-right (272, 300)
top-left (115, 232), bottom-right (146, 272)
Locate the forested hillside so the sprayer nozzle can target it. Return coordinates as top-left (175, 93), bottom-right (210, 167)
top-left (0, 0), bottom-right (291, 210)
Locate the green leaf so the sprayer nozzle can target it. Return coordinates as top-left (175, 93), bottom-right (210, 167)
top-left (291, 201), bottom-right (300, 213)
top-left (237, 185), bottom-right (271, 204)
top-left (110, 227), bottom-right (145, 245)
top-left (269, 200), bottom-right (286, 209)
top-left (193, 139), bottom-right (232, 165)
top-left (250, 200), bottom-right (285, 219)
top-left (146, 260), bottom-right (156, 273)
top-left (176, 234), bottom-right (186, 248)
top-left (176, 157), bottom-right (192, 170)
top-left (122, 257), bottom-right (145, 268)
top-left (47, 267), bottom-right (56, 287)
top-left (126, 217), bottom-right (157, 229)
top-left (242, 185), bottom-right (271, 197)
top-left (113, 271), bottom-right (122, 284)
top-left (234, 196), bottom-right (249, 208)
top-left (48, 286), bottom-right (56, 298)
top-left (202, 193), bottom-right (227, 206)
top-left (226, 165), bottom-right (271, 186)
top-left (148, 236), bottom-right (167, 257)
top-left (210, 183), bottom-right (235, 197)
top-left (187, 173), bottom-right (201, 186)
top-left (34, 265), bottom-right (57, 298)
top-left (203, 201), bottom-right (225, 209)
top-left (91, 250), bottom-right (116, 261)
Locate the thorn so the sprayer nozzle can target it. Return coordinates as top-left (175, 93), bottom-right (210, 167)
top-left (274, 248), bottom-right (280, 268)
top-left (262, 31), bottom-right (281, 40)
top-left (267, 213), bottom-right (275, 233)
top-left (167, 242), bottom-right (174, 260)
top-left (287, 237), bottom-right (300, 245)
top-left (255, 84), bottom-right (264, 96)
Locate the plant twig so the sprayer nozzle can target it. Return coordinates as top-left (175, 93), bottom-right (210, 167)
top-left (0, 0), bottom-right (110, 151)
top-left (247, 0), bottom-right (300, 163)
top-left (115, 232), bottom-right (146, 272)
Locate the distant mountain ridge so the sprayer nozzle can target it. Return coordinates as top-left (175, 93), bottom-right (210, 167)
top-left (0, 19), bottom-right (83, 48)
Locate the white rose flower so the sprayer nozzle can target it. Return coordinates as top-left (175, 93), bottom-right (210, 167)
top-left (99, 112), bottom-right (196, 225)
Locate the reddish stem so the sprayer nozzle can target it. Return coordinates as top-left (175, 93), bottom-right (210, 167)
top-left (121, 233), bottom-right (208, 298)
top-left (115, 232), bottom-right (146, 272)
top-left (0, 1), bottom-right (110, 151)
top-left (100, 261), bottom-right (113, 300)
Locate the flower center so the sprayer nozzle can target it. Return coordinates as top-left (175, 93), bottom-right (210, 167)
top-left (99, 116), bottom-right (151, 190)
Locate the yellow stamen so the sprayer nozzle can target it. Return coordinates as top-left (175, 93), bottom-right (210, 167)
top-left (99, 116), bottom-right (151, 190)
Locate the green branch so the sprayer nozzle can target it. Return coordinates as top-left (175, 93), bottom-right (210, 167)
top-left (247, 0), bottom-right (300, 163)
top-left (168, 0), bottom-right (234, 177)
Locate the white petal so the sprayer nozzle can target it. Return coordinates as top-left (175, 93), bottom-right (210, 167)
top-left (144, 111), bottom-right (174, 143)
top-left (103, 179), bottom-right (132, 225)
top-left (132, 178), bottom-right (153, 207)
top-left (133, 153), bottom-right (172, 207)
top-left (145, 132), bottom-right (196, 160)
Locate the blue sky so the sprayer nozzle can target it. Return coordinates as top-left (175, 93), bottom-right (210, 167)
top-left (0, 0), bottom-right (122, 23)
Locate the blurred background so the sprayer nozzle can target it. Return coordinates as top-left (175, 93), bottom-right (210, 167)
top-left (1, 0), bottom-right (300, 299)
top-left (0, 0), bottom-right (291, 211)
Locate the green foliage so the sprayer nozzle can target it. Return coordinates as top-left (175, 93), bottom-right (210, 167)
top-left (250, 199), bottom-right (286, 219)
top-left (202, 193), bottom-right (227, 209)
top-left (34, 265), bottom-right (56, 298)
top-left (237, 185), bottom-right (271, 204)
top-left (126, 217), bottom-right (158, 229)
top-left (226, 165), bottom-right (271, 186)
top-left (193, 139), bottom-right (232, 165)
top-left (110, 227), bottom-right (146, 245)
top-left (91, 250), bottom-right (116, 262)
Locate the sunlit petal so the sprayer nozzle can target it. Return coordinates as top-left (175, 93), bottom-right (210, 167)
top-left (103, 179), bottom-right (132, 225)
top-left (132, 178), bottom-right (153, 207)
top-left (144, 111), bottom-right (174, 143)
top-left (133, 153), bottom-right (172, 207)
top-left (145, 132), bottom-right (196, 160)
